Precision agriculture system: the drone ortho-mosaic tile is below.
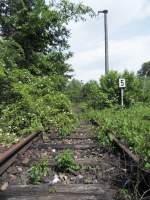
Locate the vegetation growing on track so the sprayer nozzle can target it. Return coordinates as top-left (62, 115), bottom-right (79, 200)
top-left (66, 71), bottom-right (150, 170)
top-left (86, 104), bottom-right (150, 169)
top-left (55, 150), bottom-right (80, 173)
top-left (28, 159), bottom-right (49, 184)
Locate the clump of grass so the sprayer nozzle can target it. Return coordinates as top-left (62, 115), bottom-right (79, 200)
top-left (55, 150), bottom-right (80, 173)
top-left (28, 159), bottom-right (49, 184)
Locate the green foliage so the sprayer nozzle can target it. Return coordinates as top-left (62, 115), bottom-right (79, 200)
top-left (86, 109), bottom-right (111, 146)
top-left (100, 71), bottom-right (119, 104)
top-left (0, 0), bottom-right (95, 68)
top-left (0, 0), bottom-right (93, 144)
top-left (28, 160), bottom-right (49, 184)
top-left (65, 79), bottom-right (83, 102)
top-left (0, 52), bottom-right (76, 143)
top-left (0, 84), bottom-right (77, 137)
top-left (100, 71), bottom-right (144, 107)
top-left (80, 71), bottom-right (146, 110)
top-left (82, 80), bottom-right (112, 109)
top-left (86, 104), bottom-right (150, 169)
top-left (145, 162), bottom-right (150, 169)
top-left (0, 40), bottom-right (25, 105)
top-left (0, 129), bottom-right (19, 146)
top-left (0, 39), bottom-right (24, 69)
top-left (55, 150), bottom-right (80, 173)
top-left (140, 76), bottom-right (150, 102)
top-left (69, 68), bottom-right (148, 111)
top-left (122, 71), bottom-right (144, 106)
top-left (138, 61), bottom-right (150, 77)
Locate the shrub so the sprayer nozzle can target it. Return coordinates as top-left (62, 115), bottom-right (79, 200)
top-left (0, 91), bottom-right (77, 138)
top-left (55, 150), bottom-right (80, 173)
top-left (100, 71), bottom-right (120, 104)
top-left (100, 70), bottom-right (144, 107)
top-left (28, 160), bottom-right (49, 184)
top-left (82, 80), bottom-right (112, 109)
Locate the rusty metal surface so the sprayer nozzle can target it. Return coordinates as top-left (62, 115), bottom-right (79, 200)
top-left (108, 133), bottom-right (140, 163)
top-left (0, 132), bottom-right (41, 175)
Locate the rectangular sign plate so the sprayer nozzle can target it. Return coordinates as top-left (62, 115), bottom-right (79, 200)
top-left (119, 78), bottom-right (126, 88)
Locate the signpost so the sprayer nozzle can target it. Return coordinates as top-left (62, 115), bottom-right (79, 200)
top-left (119, 78), bottom-right (126, 107)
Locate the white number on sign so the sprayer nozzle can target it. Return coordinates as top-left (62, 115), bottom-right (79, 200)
top-left (119, 79), bottom-right (126, 88)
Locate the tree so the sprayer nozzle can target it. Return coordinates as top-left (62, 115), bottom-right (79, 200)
top-left (79, 71), bottom-right (146, 109)
top-left (0, 0), bottom-right (95, 139)
top-left (82, 80), bottom-right (111, 109)
top-left (100, 70), bottom-right (144, 106)
top-left (138, 61), bottom-right (150, 77)
top-left (65, 79), bottom-right (83, 102)
top-left (0, 0), bottom-right (94, 71)
top-left (100, 71), bottom-right (119, 104)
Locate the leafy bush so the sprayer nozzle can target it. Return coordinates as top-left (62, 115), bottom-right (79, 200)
top-left (0, 66), bottom-right (77, 142)
top-left (0, 130), bottom-right (19, 146)
top-left (86, 104), bottom-right (150, 169)
top-left (28, 160), bottom-right (49, 184)
top-left (82, 80), bottom-right (112, 109)
top-left (80, 71), bottom-right (146, 110)
top-left (53, 112), bottom-right (77, 137)
top-left (100, 71), bottom-right (120, 104)
top-left (0, 0), bottom-right (93, 145)
top-left (55, 150), bottom-right (80, 173)
top-left (0, 90), bottom-right (77, 138)
top-left (100, 71), bottom-right (144, 107)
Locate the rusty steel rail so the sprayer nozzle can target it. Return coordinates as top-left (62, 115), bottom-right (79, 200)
top-left (108, 132), bottom-right (140, 163)
top-left (0, 132), bottom-right (41, 175)
top-left (108, 133), bottom-right (150, 174)
top-left (90, 119), bottom-right (150, 173)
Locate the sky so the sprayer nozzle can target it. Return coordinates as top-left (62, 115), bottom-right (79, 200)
top-left (67, 0), bottom-right (150, 82)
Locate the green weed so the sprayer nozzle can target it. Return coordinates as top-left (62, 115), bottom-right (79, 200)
top-left (28, 160), bottom-right (49, 184)
top-left (55, 150), bottom-right (80, 173)
top-left (86, 104), bottom-right (150, 169)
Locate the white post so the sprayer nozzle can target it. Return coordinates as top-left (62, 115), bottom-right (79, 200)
top-left (119, 78), bottom-right (126, 108)
top-left (121, 88), bottom-right (124, 107)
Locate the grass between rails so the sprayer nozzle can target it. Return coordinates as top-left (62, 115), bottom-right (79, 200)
top-left (28, 150), bottom-right (80, 184)
top-left (55, 150), bottom-right (80, 173)
top-left (86, 104), bottom-right (150, 169)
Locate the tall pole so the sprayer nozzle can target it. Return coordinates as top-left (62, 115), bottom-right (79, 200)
top-left (104, 10), bottom-right (109, 75)
top-left (98, 10), bottom-right (109, 75)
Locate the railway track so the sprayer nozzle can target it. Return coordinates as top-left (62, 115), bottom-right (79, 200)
top-left (0, 132), bottom-right (41, 176)
top-left (0, 121), bottom-right (122, 200)
top-left (1, 120), bottom-right (148, 199)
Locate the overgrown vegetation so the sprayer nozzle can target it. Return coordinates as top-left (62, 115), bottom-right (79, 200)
top-left (0, 1), bottom-right (149, 198)
top-left (66, 70), bottom-right (150, 172)
top-left (86, 104), bottom-right (150, 169)
top-left (66, 71), bottom-right (150, 110)
top-left (28, 159), bottom-right (49, 184)
top-left (55, 150), bottom-right (80, 173)
top-left (0, 0), bottom-right (95, 144)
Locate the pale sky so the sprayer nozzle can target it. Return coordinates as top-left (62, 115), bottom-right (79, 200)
top-left (67, 0), bottom-right (150, 82)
